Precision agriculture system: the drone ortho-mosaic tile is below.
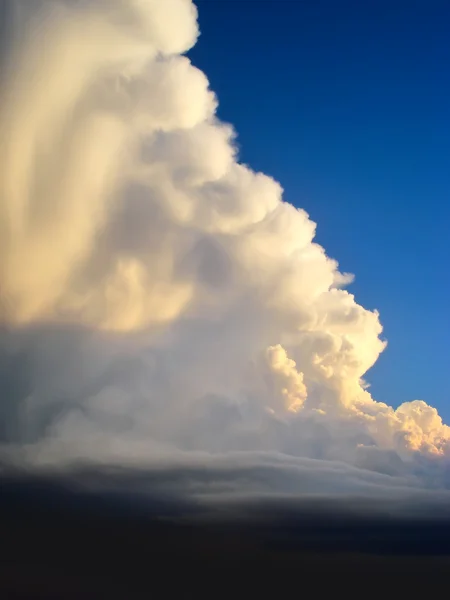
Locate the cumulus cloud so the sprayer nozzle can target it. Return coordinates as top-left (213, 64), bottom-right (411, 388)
top-left (0, 0), bottom-right (449, 497)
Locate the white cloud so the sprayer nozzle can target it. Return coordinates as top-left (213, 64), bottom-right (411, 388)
top-left (0, 0), bottom-right (449, 497)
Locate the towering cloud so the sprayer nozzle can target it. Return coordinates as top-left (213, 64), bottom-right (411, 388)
top-left (0, 0), bottom-right (448, 494)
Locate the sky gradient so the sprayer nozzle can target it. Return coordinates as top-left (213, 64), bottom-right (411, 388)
top-left (189, 0), bottom-right (450, 419)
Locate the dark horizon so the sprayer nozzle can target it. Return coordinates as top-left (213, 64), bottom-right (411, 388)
top-left (2, 467), bottom-right (450, 597)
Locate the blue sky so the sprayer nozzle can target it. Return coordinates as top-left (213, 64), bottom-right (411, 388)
top-left (189, 0), bottom-right (449, 420)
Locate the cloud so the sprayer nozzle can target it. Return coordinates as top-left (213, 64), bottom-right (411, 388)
top-left (0, 0), bottom-right (449, 499)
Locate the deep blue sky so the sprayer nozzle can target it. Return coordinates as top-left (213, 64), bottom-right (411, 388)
top-left (188, 0), bottom-right (450, 420)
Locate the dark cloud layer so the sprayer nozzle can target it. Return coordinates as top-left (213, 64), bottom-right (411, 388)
top-left (2, 467), bottom-right (450, 598)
